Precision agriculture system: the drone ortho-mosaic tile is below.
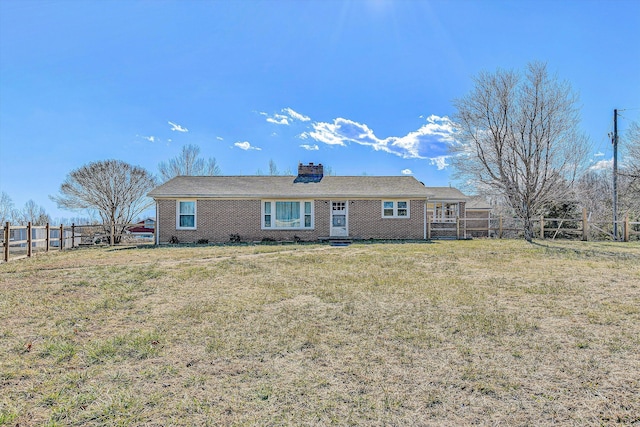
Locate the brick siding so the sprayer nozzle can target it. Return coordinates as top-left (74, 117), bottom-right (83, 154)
top-left (349, 200), bottom-right (425, 239)
top-left (156, 199), bottom-right (428, 243)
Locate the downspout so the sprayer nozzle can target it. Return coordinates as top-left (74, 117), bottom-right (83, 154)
top-left (155, 200), bottom-right (159, 245)
top-left (424, 199), bottom-right (427, 240)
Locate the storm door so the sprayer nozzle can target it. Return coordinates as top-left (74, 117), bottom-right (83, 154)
top-left (330, 201), bottom-right (348, 237)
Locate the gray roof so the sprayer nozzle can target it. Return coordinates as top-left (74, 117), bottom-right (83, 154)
top-left (466, 196), bottom-right (492, 210)
top-left (423, 186), bottom-right (469, 201)
top-left (149, 175), bottom-right (435, 199)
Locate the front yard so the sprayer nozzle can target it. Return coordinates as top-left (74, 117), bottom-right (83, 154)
top-left (1, 240), bottom-right (639, 425)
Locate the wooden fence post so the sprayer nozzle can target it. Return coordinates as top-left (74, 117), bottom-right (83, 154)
top-left (582, 208), bottom-right (588, 241)
top-left (540, 215), bottom-right (545, 239)
top-left (4, 222), bottom-right (9, 262)
top-left (456, 217), bottom-right (460, 240)
top-left (111, 223), bottom-right (115, 246)
top-left (624, 214), bottom-right (629, 242)
top-left (27, 222), bottom-right (32, 258)
top-left (427, 220), bottom-right (431, 240)
top-left (46, 223), bottom-right (50, 252)
top-left (488, 214), bottom-right (491, 238)
top-left (59, 225), bottom-right (63, 250)
top-left (71, 224), bottom-right (75, 249)
top-left (499, 216), bottom-right (503, 239)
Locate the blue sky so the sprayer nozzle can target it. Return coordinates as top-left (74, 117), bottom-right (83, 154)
top-left (1, 0), bottom-right (639, 220)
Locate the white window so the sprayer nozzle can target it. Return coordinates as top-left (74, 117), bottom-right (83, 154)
top-left (428, 201), bottom-right (459, 222)
top-left (177, 200), bottom-right (196, 229)
top-left (262, 201), bottom-right (314, 229)
top-left (382, 201), bottom-right (410, 218)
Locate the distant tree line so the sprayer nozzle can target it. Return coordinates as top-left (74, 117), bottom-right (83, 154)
top-left (0, 193), bottom-right (51, 226)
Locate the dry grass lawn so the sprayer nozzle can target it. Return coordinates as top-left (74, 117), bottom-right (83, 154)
top-left (1, 240), bottom-right (639, 426)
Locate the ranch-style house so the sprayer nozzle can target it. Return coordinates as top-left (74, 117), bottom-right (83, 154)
top-left (148, 163), bottom-right (471, 244)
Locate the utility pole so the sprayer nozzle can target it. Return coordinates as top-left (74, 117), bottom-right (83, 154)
top-left (612, 109), bottom-right (618, 240)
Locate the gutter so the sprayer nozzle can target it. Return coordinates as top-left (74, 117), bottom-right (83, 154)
top-left (149, 193), bottom-right (436, 200)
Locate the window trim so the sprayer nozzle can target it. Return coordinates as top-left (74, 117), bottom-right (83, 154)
top-left (176, 200), bottom-right (197, 230)
top-left (381, 200), bottom-right (410, 218)
top-left (262, 200), bottom-right (314, 230)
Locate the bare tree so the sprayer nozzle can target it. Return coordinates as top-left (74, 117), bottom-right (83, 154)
top-left (51, 160), bottom-right (157, 242)
top-left (158, 144), bottom-right (221, 182)
top-left (451, 62), bottom-right (589, 242)
top-left (575, 171), bottom-right (611, 222)
top-left (576, 167), bottom-right (640, 234)
top-left (268, 159), bottom-right (279, 176)
top-left (622, 121), bottom-right (640, 195)
top-left (0, 191), bottom-right (14, 224)
top-left (17, 200), bottom-right (51, 225)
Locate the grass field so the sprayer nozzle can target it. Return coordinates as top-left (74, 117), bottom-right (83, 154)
top-left (1, 240), bottom-right (639, 426)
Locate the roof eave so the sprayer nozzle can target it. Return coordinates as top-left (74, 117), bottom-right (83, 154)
top-left (150, 193), bottom-right (433, 199)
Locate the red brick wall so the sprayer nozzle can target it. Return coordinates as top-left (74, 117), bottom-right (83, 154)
top-left (349, 200), bottom-right (425, 239)
top-left (156, 199), bottom-right (427, 243)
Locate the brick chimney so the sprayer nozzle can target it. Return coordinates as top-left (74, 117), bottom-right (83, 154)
top-left (294, 162), bottom-right (323, 183)
top-left (298, 162), bottom-right (323, 176)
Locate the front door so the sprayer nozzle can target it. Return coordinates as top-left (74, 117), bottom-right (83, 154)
top-left (330, 201), bottom-right (348, 237)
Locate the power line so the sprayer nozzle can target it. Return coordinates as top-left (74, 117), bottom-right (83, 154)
top-left (617, 111), bottom-right (640, 121)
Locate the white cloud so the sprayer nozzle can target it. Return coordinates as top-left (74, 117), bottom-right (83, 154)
top-left (590, 159), bottom-right (612, 171)
top-left (283, 107), bottom-right (311, 122)
top-left (138, 135), bottom-right (156, 143)
top-left (234, 141), bottom-right (261, 151)
top-left (594, 151), bottom-right (605, 157)
top-left (401, 169), bottom-right (413, 175)
top-left (429, 156), bottom-right (450, 170)
top-left (216, 136), bottom-right (224, 141)
top-left (307, 121), bottom-right (348, 146)
top-left (258, 108), bottom-right (456, 169)
top-left (262, 108), bottom-right (311, 126)
top-left (168, 121), bottom-right (188, 132)
top-left (304, 114), bottom-right (456, 166)
top-left (266, 114), bottom-right (289, 125)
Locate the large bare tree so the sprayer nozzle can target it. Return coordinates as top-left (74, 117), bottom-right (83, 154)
top-left (158, 144), bottom-right (221, 182)
top-left (51, 160), bottom-right (157, 241)
top-left (451, 62), bottom-right (589, 241)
